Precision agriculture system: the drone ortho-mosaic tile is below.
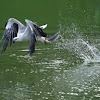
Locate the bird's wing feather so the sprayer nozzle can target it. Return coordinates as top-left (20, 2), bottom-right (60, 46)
top-left (0, 22), bottom-right (19, 55)
top-left (33, 24), bottom-right (47, 37)
top-left (29, 30), bottom-right (35, 56)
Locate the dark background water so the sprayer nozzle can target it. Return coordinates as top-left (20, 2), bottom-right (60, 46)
top-left (0, 0), bottom-right (100, 33)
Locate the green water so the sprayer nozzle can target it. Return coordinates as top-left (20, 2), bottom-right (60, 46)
top-left (0, 0), bottom-right (100, 100)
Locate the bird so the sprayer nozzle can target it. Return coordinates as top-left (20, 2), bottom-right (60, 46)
top-left (0, 18), bottom-right (61, 56)
top-left (0, 18), bottom-right (48, 55)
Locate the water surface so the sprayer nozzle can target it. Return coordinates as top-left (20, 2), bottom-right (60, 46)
top-left (0, 0), bottom-right (100, 100)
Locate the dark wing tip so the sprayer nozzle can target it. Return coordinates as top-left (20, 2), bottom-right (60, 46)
top-left (0, 22), bottom-right (19, 56)
top-left (34, 24), bottom-right (47, 37)
top-left (5, 21), bottom-right (8, 28)
top-left (0, 36), bottom-right (9, 55)
top-left (29, 32), bottom-right (35, 56)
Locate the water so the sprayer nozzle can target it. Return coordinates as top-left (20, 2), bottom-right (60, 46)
top-left (57, 35), bottom-right (100, 64)
top-left (0, 0), bottom-right (100, 100)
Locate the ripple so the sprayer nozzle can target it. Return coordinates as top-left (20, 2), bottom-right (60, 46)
top-left (67, 92), bottom-right (79, 96)
top-left (0, 83), bottom-right (34, 100)
top-left (36, 59), bottom-right (67, 68)
top-left (95, 94), bottom-right (100, 98)
top-left (9, 54), bottom-right (16, 57)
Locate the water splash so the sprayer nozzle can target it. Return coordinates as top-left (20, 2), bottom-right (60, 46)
top-left (56, 27), bottom-right (100, 64)
top-left (76, 39), bottom-right (100, 63)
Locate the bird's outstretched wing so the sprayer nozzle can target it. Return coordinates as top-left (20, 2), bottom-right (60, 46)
top-left (0, 22), bottom-right (18, 55)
